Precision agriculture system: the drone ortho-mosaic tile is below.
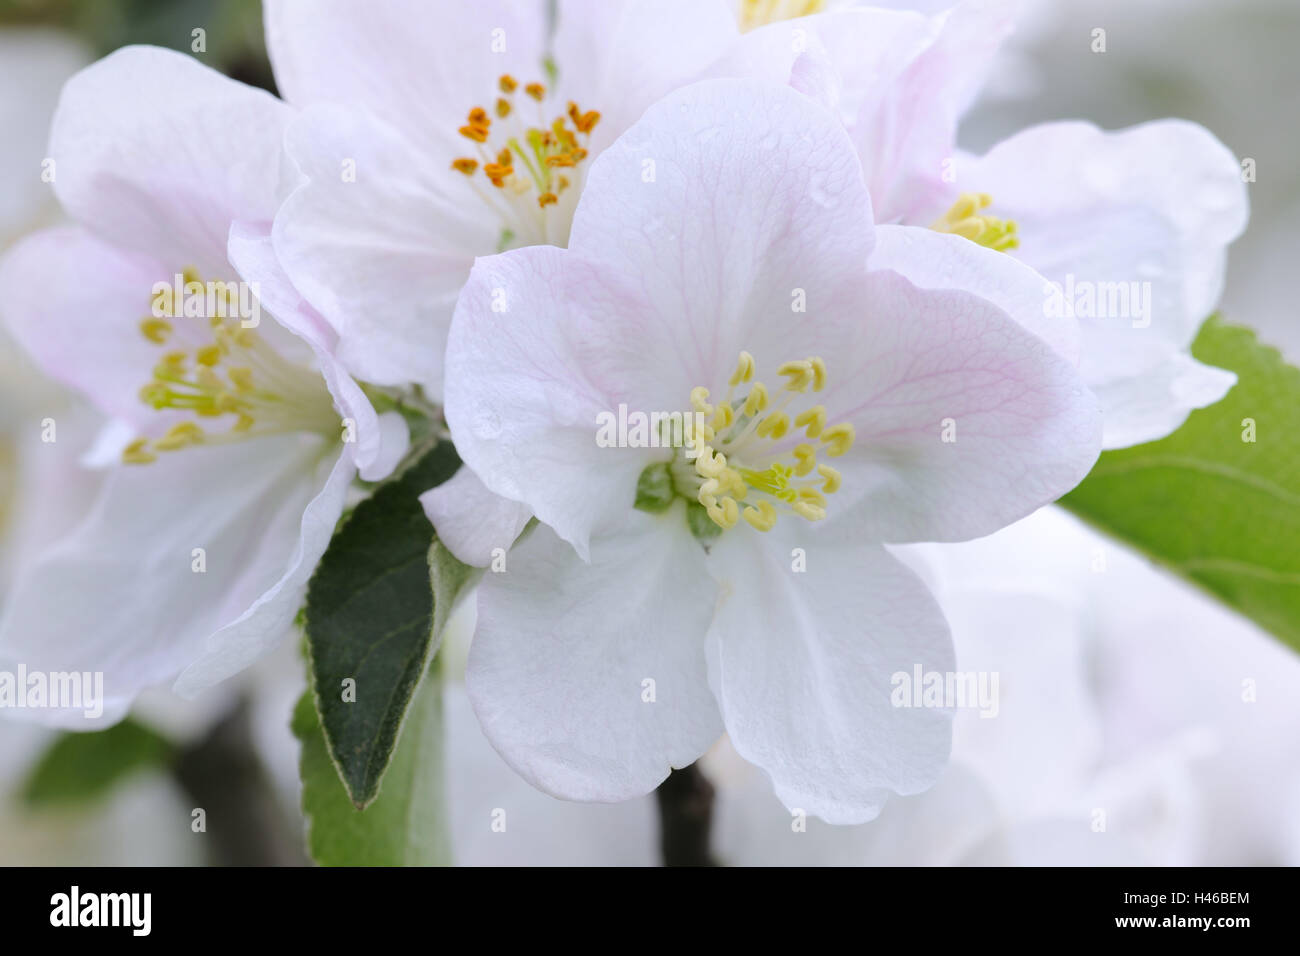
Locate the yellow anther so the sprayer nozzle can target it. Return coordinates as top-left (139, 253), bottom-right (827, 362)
top-left (821, 422), bottom-right (855, 457)
top-left (792, 499), bottom-right (827, 521)
top-left (181, 265), bottom-right (201, 287)
top-left (121, 438), bottom-right (156, 465)
top-left (452, 158), bottom-right (478, 175)
top-left (139, 318), bottom-right (172, 344)
top-left (216, 393), bottom-right (245, 414)
top-left (706, 496), bottom-right (739, 529)
top-left (695, 445), bottom-right (728, 478)
top-left (792, 443), bottom-right (817, 476)
top-left (233, 413), bottom-right (256, 432)
top-left (161, 350), bottom-right (187, 366)
top-left (678, 352), bottom-right (851, 536)
top-left (195, 344), bottom-right (222, 367)
top-left (195, 366), bottom-right (222, 391)
top-left (499, 74), bottom-right (517, 93)
top-left (817, 463), bottom-right (842, 494)
top-left (796, 487), bottom-right (827, 508)
top-left (458, 124), bottom-right (489, 143)
top-left (794, 404), bottom-right (826, 438)
top-left (537, 192), bottom-right (558, 208)
top-left (690, 386), bottom-right (713, 415)
top-left (742, 500), bottom-right (777, 532)
top-left (525, 82), bottom-right (546, 101)
top-left (777, 360), bottom-right (814, 392)
top-left (756, 412), bottom-right (789, 440)
top-left (729, 350), bottom-right (755, 386)
top-left (809, 357), bottom-right (826, 392)
top-left (932, 192), bottom-right (1019, 252)
top-left (154, 421), bottom-right (204, 451)
top-left (227, 367), bottom-right (254, 392)
top-left (496, 97), bottom-right (512, 118)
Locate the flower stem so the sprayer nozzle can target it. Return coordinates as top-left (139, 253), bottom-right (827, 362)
top-left (655, 762), bottom-right (718, 867)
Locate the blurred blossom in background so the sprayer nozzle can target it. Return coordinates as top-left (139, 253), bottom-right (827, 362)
top-left (0, 0), bottom-right (1295, 865)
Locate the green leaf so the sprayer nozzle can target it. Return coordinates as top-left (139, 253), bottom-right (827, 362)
top-left (20, 719), bottom-right (174, 808)
top-left (1062, 318), bottom-right (1300, 652)
top-left (293, 663), bottom-right (451, 866)
top-left (303, 441), bottom-right (464, 808)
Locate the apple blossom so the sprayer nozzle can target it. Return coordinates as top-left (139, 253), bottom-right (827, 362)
top-left (0, 47), bottom-right (408, 724)
top-left (439, 78), bottom-right (1102, 822)
top-left (761, 8), bottom-right (1249, 446)
top-left (257, 0), bottom-right (1009, 395)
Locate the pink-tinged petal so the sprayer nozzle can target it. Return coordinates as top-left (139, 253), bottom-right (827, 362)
top-left (0, 227), bottom-right (172, 432)
top-left (227, 221), bottom-right (408, 480)
top-left (951, 120), bottom-right (1248, 355)
top-left (174, 443), bottom-right (354, 696)
top-left (50, 46), bottom-right (290, 275)
top-left (0, 435), bottom-right (339, 718)
top-left (445, 246), bottom-right (668, 561)
top-left (815, 268), bottom-right (1102, 543)
top-left (468, 516), bottom-right (722, 802)
top-left (552, 0), bottom-right (739, 150)
top-left (705, 528), bottom-right (954, 825)
top-left (870, 223), bottom-right (1081, 364)
top-left (264, 0), bottom-right (547, 161)
top-left (273, 106), bottom-right (496, 392)
top-left (420, 466), bottom-right (532, 568)
top-left (565, 77), bottom-right (874, 402)
top-left (829, 0), bottom-right (1018, 222)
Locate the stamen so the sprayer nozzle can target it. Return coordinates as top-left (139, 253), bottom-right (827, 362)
top-left (931, 192), bottom-right (1019, 252)
top-left (122, 269), bottom-right (338, 465)
top-left (449, 73), bottom-right (602, 246)
top-left (664, 351), bottom-right (856, 534)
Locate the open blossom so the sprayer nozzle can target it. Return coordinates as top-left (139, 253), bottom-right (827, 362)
top-left (437, 79), bottom-right (1101, 822)
top-left (255, 0), bottom-right (1007, 395)
top-left (768, 7), bottom-right (1249, 447)
top-left (0, 47), bottom-right (407, 723)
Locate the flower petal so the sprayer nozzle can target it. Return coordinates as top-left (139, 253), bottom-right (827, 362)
top-left (870, 223), bottom-right (1081, 364)
top-left (420, 466), bottom-right (532, 568)
top-left (0, 227), bottom-right (171, 432)
top-left (1092, 350), bottom-right (1237, 450)
top-left (705, 528), bottom-right (954, 824)
top-left (566, 78), bottom-right (874, 396)
top-left (0, 436), bottom-right (340, 718)
top-left (444, 245), bottom-right (666, 560)
top-left (272, 105), bottom-right (497, 392)
top-left (227, 220), bottom-right (408, 480)
top-left (50, 45), bottom-right (290, 274)
top-left (818, 268), bottom-right (1102, 543)
top-left (174, 442), bottom-right (353, 696)
top-left (263, 0), bottom-right (547, 161)
top-left (468, 515), bottom-right (722, 802)
top-left (949, 120), bottom-right (1248, 445)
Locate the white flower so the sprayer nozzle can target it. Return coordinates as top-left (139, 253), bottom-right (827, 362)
top-left (775, 5), bottom-right (1249, 446)
top-left (0, 48), bottom-right (408, 724)
top-left (438, 78), bottom-right (1101, 822)
top-left (256, 0), bottom-right (1007, 396)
